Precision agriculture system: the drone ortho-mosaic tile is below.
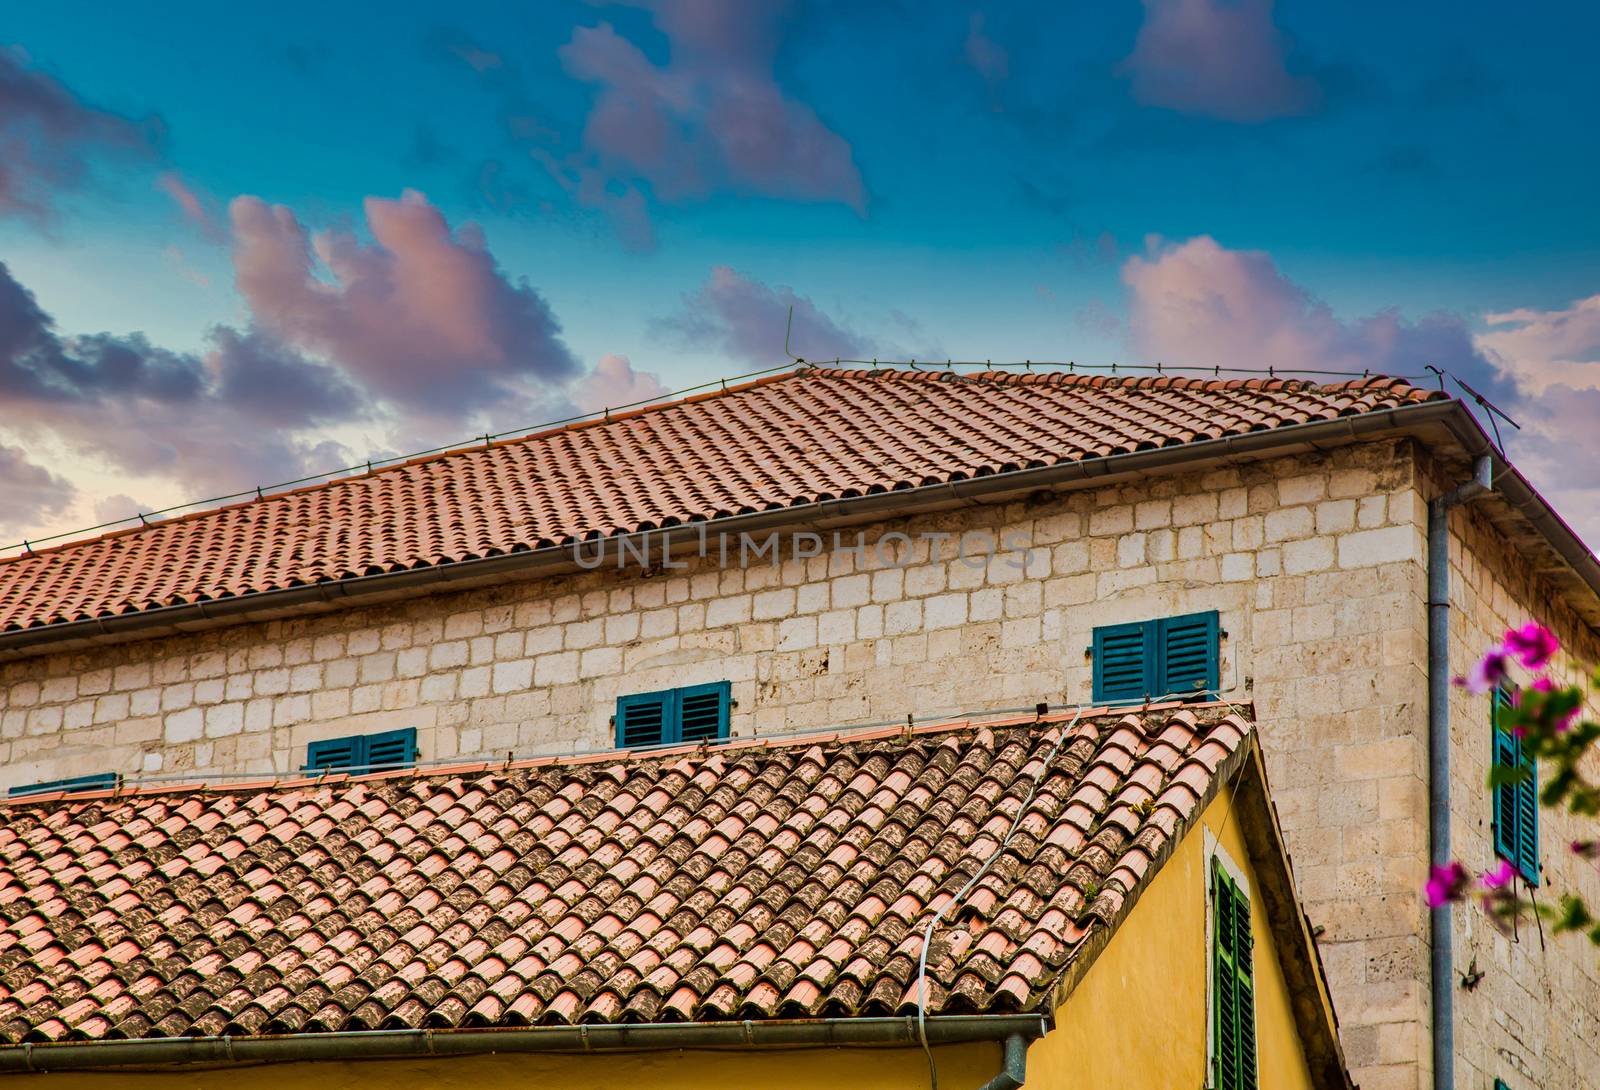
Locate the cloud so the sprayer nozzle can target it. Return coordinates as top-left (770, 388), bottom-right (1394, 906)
top-left (571, 353), bottom-right (667, 413)
top-left (0, 442), bottom-right (73, 537)
top-left (658, 266), bottom-right (868, 365)
top-left (0, 45), bottom-right (158, 218)
top-left (0, 258), bottom-right (361, 500)
top-left (230, 189), bottom-right (579, 415)
top-left (1477, 295), bottom-right (1600, 397)
top-left (545, 1), bottom-right (864, 246)
top-left (1120, 0), bottom-right (1318, 122)
top-left (964, 13), bottom-right (1009, 95)
top-left (156, 171), bottom-right (221, 239)
top-left (1118, 235), bottom-right (1600, 550)
top-left (1121, 236), bottom-right (1494, 386)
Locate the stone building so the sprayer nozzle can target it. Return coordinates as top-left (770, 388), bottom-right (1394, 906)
top-left (0, 367), bottom-right (1596, 1089)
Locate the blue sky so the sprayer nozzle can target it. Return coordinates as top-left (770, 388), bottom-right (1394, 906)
top-left (2, 1), bottom-right (1597, 546)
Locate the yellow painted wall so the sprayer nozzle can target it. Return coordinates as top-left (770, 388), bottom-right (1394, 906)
top-left (1027, 785), bottom-right (1319, 1089)
top-left (27, 1041), bottom-right (998, 1090)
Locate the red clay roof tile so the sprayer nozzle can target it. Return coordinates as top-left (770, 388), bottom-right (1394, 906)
top-left (0, 370), bottom-right (1439, 635)
top-left (0, 705), bottom-right (1250, 1041)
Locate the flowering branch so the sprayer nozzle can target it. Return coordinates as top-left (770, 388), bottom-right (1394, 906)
top-left (1432, 623), bottom-right (1600, 945)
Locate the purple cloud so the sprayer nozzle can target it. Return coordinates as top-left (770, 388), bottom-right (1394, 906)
top-left (0, 45), bottom-right (158, 219)
top-left (1120, 0), bottom-right (1318, 122)
top-left (230, 189), bottom-right (579, 415)
top-left (658, 266), bottom-right (868, 365)
top-left (571, 352), bottom-right (667, 413)
top-left (544, 0), bottom-right (864, 246)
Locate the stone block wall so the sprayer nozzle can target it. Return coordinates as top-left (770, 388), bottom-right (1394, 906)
top-left (1, 437), bottom-right (1596, 1090)
top-left (1441, 486), bottom-right (1600, 1090)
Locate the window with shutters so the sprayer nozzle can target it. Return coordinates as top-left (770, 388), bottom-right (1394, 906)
top-left (304, 727), bottom-right (418, 773)
top-left (8, 772), bottom-right (118, 798)
top-left (615, 681), bottom-right (731, 749)
top-left (1091, 611), bottom-right (1220, 703)
top-left (1492, 684), bottom-right (1539, 885)
top-left (1211, 855), bottom-right (1258, 1090)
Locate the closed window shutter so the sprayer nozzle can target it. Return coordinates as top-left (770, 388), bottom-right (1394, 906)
top-left (1492, 686), bottom-right (1539, 883)
top-left (1213, 863), bottom-right (1258, 1090)
top-left (306, 735), bottom-right (364, 771)
top-left (1516, 737), bottom-right (1539, 885)
top-left (677, 681), bottom-right (731, 742)
top-left (1157, 611), bottom-right (1220, 695)
top-left (1093, 621), bottom-right (1153, 702)
top-left (365, 728), bottom-right (418, 769)
top-left (616, 690), bottom-right (674, 748)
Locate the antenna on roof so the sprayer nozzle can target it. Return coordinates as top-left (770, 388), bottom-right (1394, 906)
top-left (783, 306), bottom-right (805, 366)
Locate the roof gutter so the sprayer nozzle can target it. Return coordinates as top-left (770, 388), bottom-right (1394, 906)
top-left (7, 398), bottom-right (1593, 661)
top-left (0, 1013), bottom-right (1048, 1074)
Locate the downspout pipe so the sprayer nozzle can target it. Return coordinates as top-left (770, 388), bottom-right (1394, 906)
top-left (1428, 453), bottom-right (1493, 1090)
top-left (976, 1032), bottom-right (1030, 1090)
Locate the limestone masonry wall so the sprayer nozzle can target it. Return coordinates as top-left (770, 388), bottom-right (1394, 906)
top-left (2, 437), bottom-right (1597, 1090)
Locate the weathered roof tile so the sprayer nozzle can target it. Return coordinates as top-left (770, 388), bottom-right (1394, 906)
top-left (0, 705), bottom-right (1250, 1041)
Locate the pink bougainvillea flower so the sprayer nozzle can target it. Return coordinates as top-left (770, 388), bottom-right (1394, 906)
top-left (1480, 860), bottom-right (1516, 889)
top-left (1503, 623), bottom-right (1559, 670)
top-left (1425, 861), bottom-right (1472, 907)
top-left (1456, 648), bottom-right (1511, 695)
top-left (1531, 676), bottom-right (1556, 693)
top-left (1570, 840), bottom-right (1600, 862)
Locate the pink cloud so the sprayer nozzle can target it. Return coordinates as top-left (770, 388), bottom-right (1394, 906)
top-left (1120, 236), bottom-right (1489, 381)
top-left (571, 353), bottom-right (667, 413)
top-left (1118, 235), bottom-right (1598, 551)
top-left (0, 46), bottom-right (158, 219)
top-left (156, 171), bottom-right (221, 239)
top-left (230, 189), bottom-right (578, 414)
top-left (1120, 0), bottom-right (1317, 122)
top-left (547, 0), bottom-right (864, 246)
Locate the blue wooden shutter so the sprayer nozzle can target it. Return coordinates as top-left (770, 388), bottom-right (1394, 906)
top-left (1212, 862), bottom-right (1257, 1090)
top-left (1093, 621), bottom-right (1153, 702)
top-left (616, 689), bottom-right (673, 748)
top-left (306, 734), bottom-right (363, 771)
top-left (1157, 611), bottom-right (1220, 695)
top-left (1516, 737), bottom-right (1539, 885)
top-left (365, 728), bottom-right (418, 769)
top-left (8, 771), bottom-right (119, 798)
top-left (677, 681), bottom-right (730, 742)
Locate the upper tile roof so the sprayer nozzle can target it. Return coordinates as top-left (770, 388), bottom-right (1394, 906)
top-left (0, 704), bottom-right (1249, 1043)
top-left (0, 369), bottom-right (1441, 634)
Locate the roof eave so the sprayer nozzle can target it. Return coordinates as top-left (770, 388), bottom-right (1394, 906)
top-left (0, 1013), bottom-right (1048, 1075)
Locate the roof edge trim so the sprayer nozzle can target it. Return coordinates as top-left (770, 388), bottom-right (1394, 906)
top-left (0, 1014), bottom-right (1048, 1074)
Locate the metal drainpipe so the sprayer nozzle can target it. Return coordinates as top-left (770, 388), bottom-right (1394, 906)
top-left (975, 1033), bottom-right (1030, 1090)
top-left (1428, 453), bottom-right (1493, 1090)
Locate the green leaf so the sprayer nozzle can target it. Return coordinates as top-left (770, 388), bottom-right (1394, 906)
top-left (1488, 763), bottom-right (1531, 789)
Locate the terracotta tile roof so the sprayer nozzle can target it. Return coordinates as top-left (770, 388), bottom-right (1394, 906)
top-left (0, 704), bottom-right (1249, 1043)
top-left (0, 369), bottom-right (1440, 634)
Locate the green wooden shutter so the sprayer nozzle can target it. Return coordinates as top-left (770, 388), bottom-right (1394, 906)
top-left (1093, 621), bottom-right (1154, 702)
top-left (306, 734), bottom-right (364, 771)
top-left (677, 681), bottom-right (731, 742)
top-left (1157, 611), bottom-right (1220, 695)
top-left (1213, 862), bottom-right (1258, 1090)
top-left (616, 689), bottom-right (674, 748)
top-left (1491, 686), bottom-right (1539, 884)
top-left (365, 728), bottom-right (418, 769)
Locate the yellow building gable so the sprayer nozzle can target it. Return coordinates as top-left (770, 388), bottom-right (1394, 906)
top-left (1031, 783), bottom-right (1322, 1089)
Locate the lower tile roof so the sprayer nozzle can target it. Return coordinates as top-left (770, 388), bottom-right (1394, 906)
top-left (0, 704), bottom-right (1250, 1043)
